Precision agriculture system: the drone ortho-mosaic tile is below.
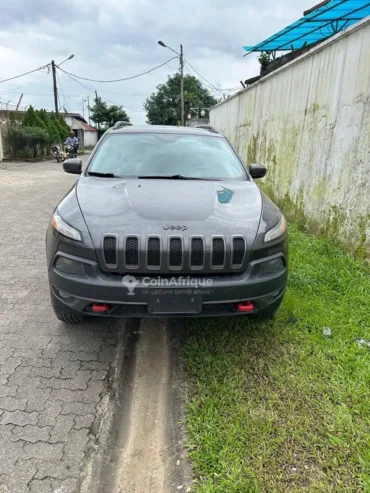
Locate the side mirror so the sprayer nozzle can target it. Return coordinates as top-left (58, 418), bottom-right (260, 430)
top-left (63, 158), bottom-right (82, 175)
top-left (249, 163), bottom-right (266, 179)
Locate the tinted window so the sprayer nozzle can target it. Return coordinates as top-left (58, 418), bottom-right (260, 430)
top-left (89, 133), bottom-right (246, 180)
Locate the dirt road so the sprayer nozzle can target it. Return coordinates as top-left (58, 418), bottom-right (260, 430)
top-left (81, 318), bottom-right (191, 493)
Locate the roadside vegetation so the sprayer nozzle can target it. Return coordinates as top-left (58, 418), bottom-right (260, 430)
top-left (184, 224), bottom-right (370, 492)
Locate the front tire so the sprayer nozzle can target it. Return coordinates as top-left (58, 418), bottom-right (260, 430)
top-left (254, 295), bottom-right (284, 320)
top-left (52, 301), bottom-right (86, 323)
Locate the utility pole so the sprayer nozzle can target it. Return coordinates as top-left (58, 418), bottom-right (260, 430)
top-left (158, 40), bottom-right (185, 126)
top-left (50, 55), bottom-right (74, 116)
top-left (16, 93), bottom-right (23, 111)
top-left (95, 90), bottom-right (100, 132)
top-left (51, 60), bottom-right (58, 115)
top-left (87, 96), bottom-right (91, 125)
top-left (180, 44), bottom-right (184, 126)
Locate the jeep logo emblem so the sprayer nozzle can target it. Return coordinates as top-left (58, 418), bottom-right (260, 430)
top-left (163, 224), bottom-right (187, 231)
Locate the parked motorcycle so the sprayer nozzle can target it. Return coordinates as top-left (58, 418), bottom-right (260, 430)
top-left (51, 145), bottom-right (65, 163)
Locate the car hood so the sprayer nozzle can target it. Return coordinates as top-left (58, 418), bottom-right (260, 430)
top-left (76, 176), bottom-right (262, 240)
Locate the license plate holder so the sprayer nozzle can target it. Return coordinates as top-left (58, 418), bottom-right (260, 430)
top-left (147, 290), bottom-right (202, 314)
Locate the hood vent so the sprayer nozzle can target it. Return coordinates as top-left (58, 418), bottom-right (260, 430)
top-left (103, 235), bottom-right (117, 267)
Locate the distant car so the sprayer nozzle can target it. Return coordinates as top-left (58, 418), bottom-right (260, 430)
top-left (46, 125), bottom-right (287, 322)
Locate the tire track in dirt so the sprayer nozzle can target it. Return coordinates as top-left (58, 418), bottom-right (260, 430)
top-left (80, 318), bottom-right (191, 493)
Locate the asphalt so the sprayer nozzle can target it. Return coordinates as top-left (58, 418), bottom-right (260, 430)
top-left (0, 159), bottom-right (191, 493)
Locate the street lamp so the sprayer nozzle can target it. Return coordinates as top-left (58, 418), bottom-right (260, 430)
top-left (158, 40), bottom-right (184, 126)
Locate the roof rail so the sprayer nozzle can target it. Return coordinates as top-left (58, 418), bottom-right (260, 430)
top-left (112, 121), bottom-right (133, 130)
top-left (194, 124), bottom-right (219, 133)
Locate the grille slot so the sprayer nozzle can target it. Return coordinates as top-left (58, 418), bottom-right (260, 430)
top-left (169, 238), bottom-right (182, 268)
top-left (147, 237), bottom-right (161, 267)
top-left (103, 236), bottom-right (117, 266)
top-left (125, 237), bottom-right (139, 267)
top-left (232, 237), bottom-right (246, 267)
top-left (211, 237), bottom-right (225, 268)
top-left (190, 238), bottom-right (204, 268)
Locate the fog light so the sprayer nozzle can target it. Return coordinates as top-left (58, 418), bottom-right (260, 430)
top-left (55, 257), bottom-right (85, 274)
top-left (259, 257), bottom-right (284, 275)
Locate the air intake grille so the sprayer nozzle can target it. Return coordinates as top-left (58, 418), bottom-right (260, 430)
top-left (103, 236), bottom-right (117, 266)
top-left (169, 238), bottom-right (182, 267)
top-left (232, 237), bottom-right (246, 266)
top-left (191, 238), bottom-right (204, 268)
top-left (147, 237), bottom-right (161, 267)
top-left (125, 237), bottom-right (139, 267)
top-left (212, 238), bottom-right (225, 267)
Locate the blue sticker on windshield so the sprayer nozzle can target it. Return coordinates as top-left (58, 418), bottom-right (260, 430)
top-left (217, 187), bottom-right (233, 204)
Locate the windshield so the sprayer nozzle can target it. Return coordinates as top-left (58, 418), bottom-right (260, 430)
top-left (88, 133), bottom-right (247, 180)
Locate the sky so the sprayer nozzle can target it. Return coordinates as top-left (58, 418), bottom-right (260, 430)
top-left (0, 0), bottom-right (312, 124)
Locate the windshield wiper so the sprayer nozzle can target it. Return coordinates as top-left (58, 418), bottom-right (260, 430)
top-left (138, 174), bottom-right (218, 180)
top-left (87, 171), bottom-right (117, 178)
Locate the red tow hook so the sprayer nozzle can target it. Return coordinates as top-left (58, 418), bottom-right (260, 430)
top-left (237, 301), bottom-right (254, 312)
top-left (92, 303), bottom-right (110, 313)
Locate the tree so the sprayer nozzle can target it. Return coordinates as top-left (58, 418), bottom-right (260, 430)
top-left (89, 97), bottom-right (130, 129)
top-left (144, 73), bottom-right (218, 125)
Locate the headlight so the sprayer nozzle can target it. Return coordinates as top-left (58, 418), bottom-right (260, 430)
top-left (259, 257), bottom-right (284, 275)
top-left (264, 215), bottom-right (287, 243)
top-left (55, 257), bottom-right (85, 274)
top-left (52, 210), bottom-right (82, 241)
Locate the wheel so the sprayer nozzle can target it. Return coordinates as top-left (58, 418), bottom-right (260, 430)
top-left (52, 300), bottom-right (86, 323)
top-left (254, 296), bottom-right (284, 320)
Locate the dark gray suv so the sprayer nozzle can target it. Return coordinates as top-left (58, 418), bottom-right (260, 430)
top-left (46, 124), bottom-right (287, 322)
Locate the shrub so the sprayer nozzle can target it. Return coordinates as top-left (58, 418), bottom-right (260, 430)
top-left (6, 125), bottom-right (50, 158)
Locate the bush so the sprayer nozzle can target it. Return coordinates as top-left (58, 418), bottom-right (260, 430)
top-left (6, 125), bottom-right (50, 158)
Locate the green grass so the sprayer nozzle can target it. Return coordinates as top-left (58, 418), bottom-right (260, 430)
top-left (184, 224), bottom-right (370, 492)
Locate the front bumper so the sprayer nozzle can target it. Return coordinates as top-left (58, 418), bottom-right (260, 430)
top-left (49, 251), bottom-right (287, 318)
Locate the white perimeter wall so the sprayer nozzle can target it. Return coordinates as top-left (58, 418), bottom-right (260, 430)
top-left (211, 17), bottom-right (370, 257)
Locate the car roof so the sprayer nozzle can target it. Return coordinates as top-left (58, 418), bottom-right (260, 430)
top-left (107, 125), bottom-right (223, 137)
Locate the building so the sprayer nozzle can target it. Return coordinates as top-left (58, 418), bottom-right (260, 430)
top-left (60, 112), bottom-right (98, 148)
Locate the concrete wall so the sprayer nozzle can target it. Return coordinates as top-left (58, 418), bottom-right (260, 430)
top-left (211, 17), bottom-right (370, 258)
top-left (84, 130), bottom-right (98, 148)
top-left (0, 127), bottom-right (3, 162)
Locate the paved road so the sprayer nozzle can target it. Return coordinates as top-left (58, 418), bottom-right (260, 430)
top-left (0, 159), bottom-right (191, 493)
top-left (0, 160), bottom-right (120, 493)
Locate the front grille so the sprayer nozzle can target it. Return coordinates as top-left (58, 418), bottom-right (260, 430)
top-left (147, 237), bottom-right (161, 268)
top-left (103, 236), bottom-right (117, 266)
top-left (232, 237), bottom-right (246, 266)
top-left (212, 237), bottom-right (225, 267)
top-left (191, 237), bottom-right (204, 268)
top-left (102, 233), bottom-right (247, 273)
top-left (169, 238), bottom-right (182, 268)
top-left (125, 237), bottom-right (139, 267)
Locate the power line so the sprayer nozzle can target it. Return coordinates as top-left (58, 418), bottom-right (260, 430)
top-left (56, 57), bottom-right (178, 83)
top-left (0, 63), bottom-right (49, 84)
top-left (4, 72), bottom-right (49, 95)
top-left (184, 59), bottom-right (226, 95)
top-left (56, 70), bottom-right (68, 112)
top-left (58, 70), bottom-right (145, 112)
